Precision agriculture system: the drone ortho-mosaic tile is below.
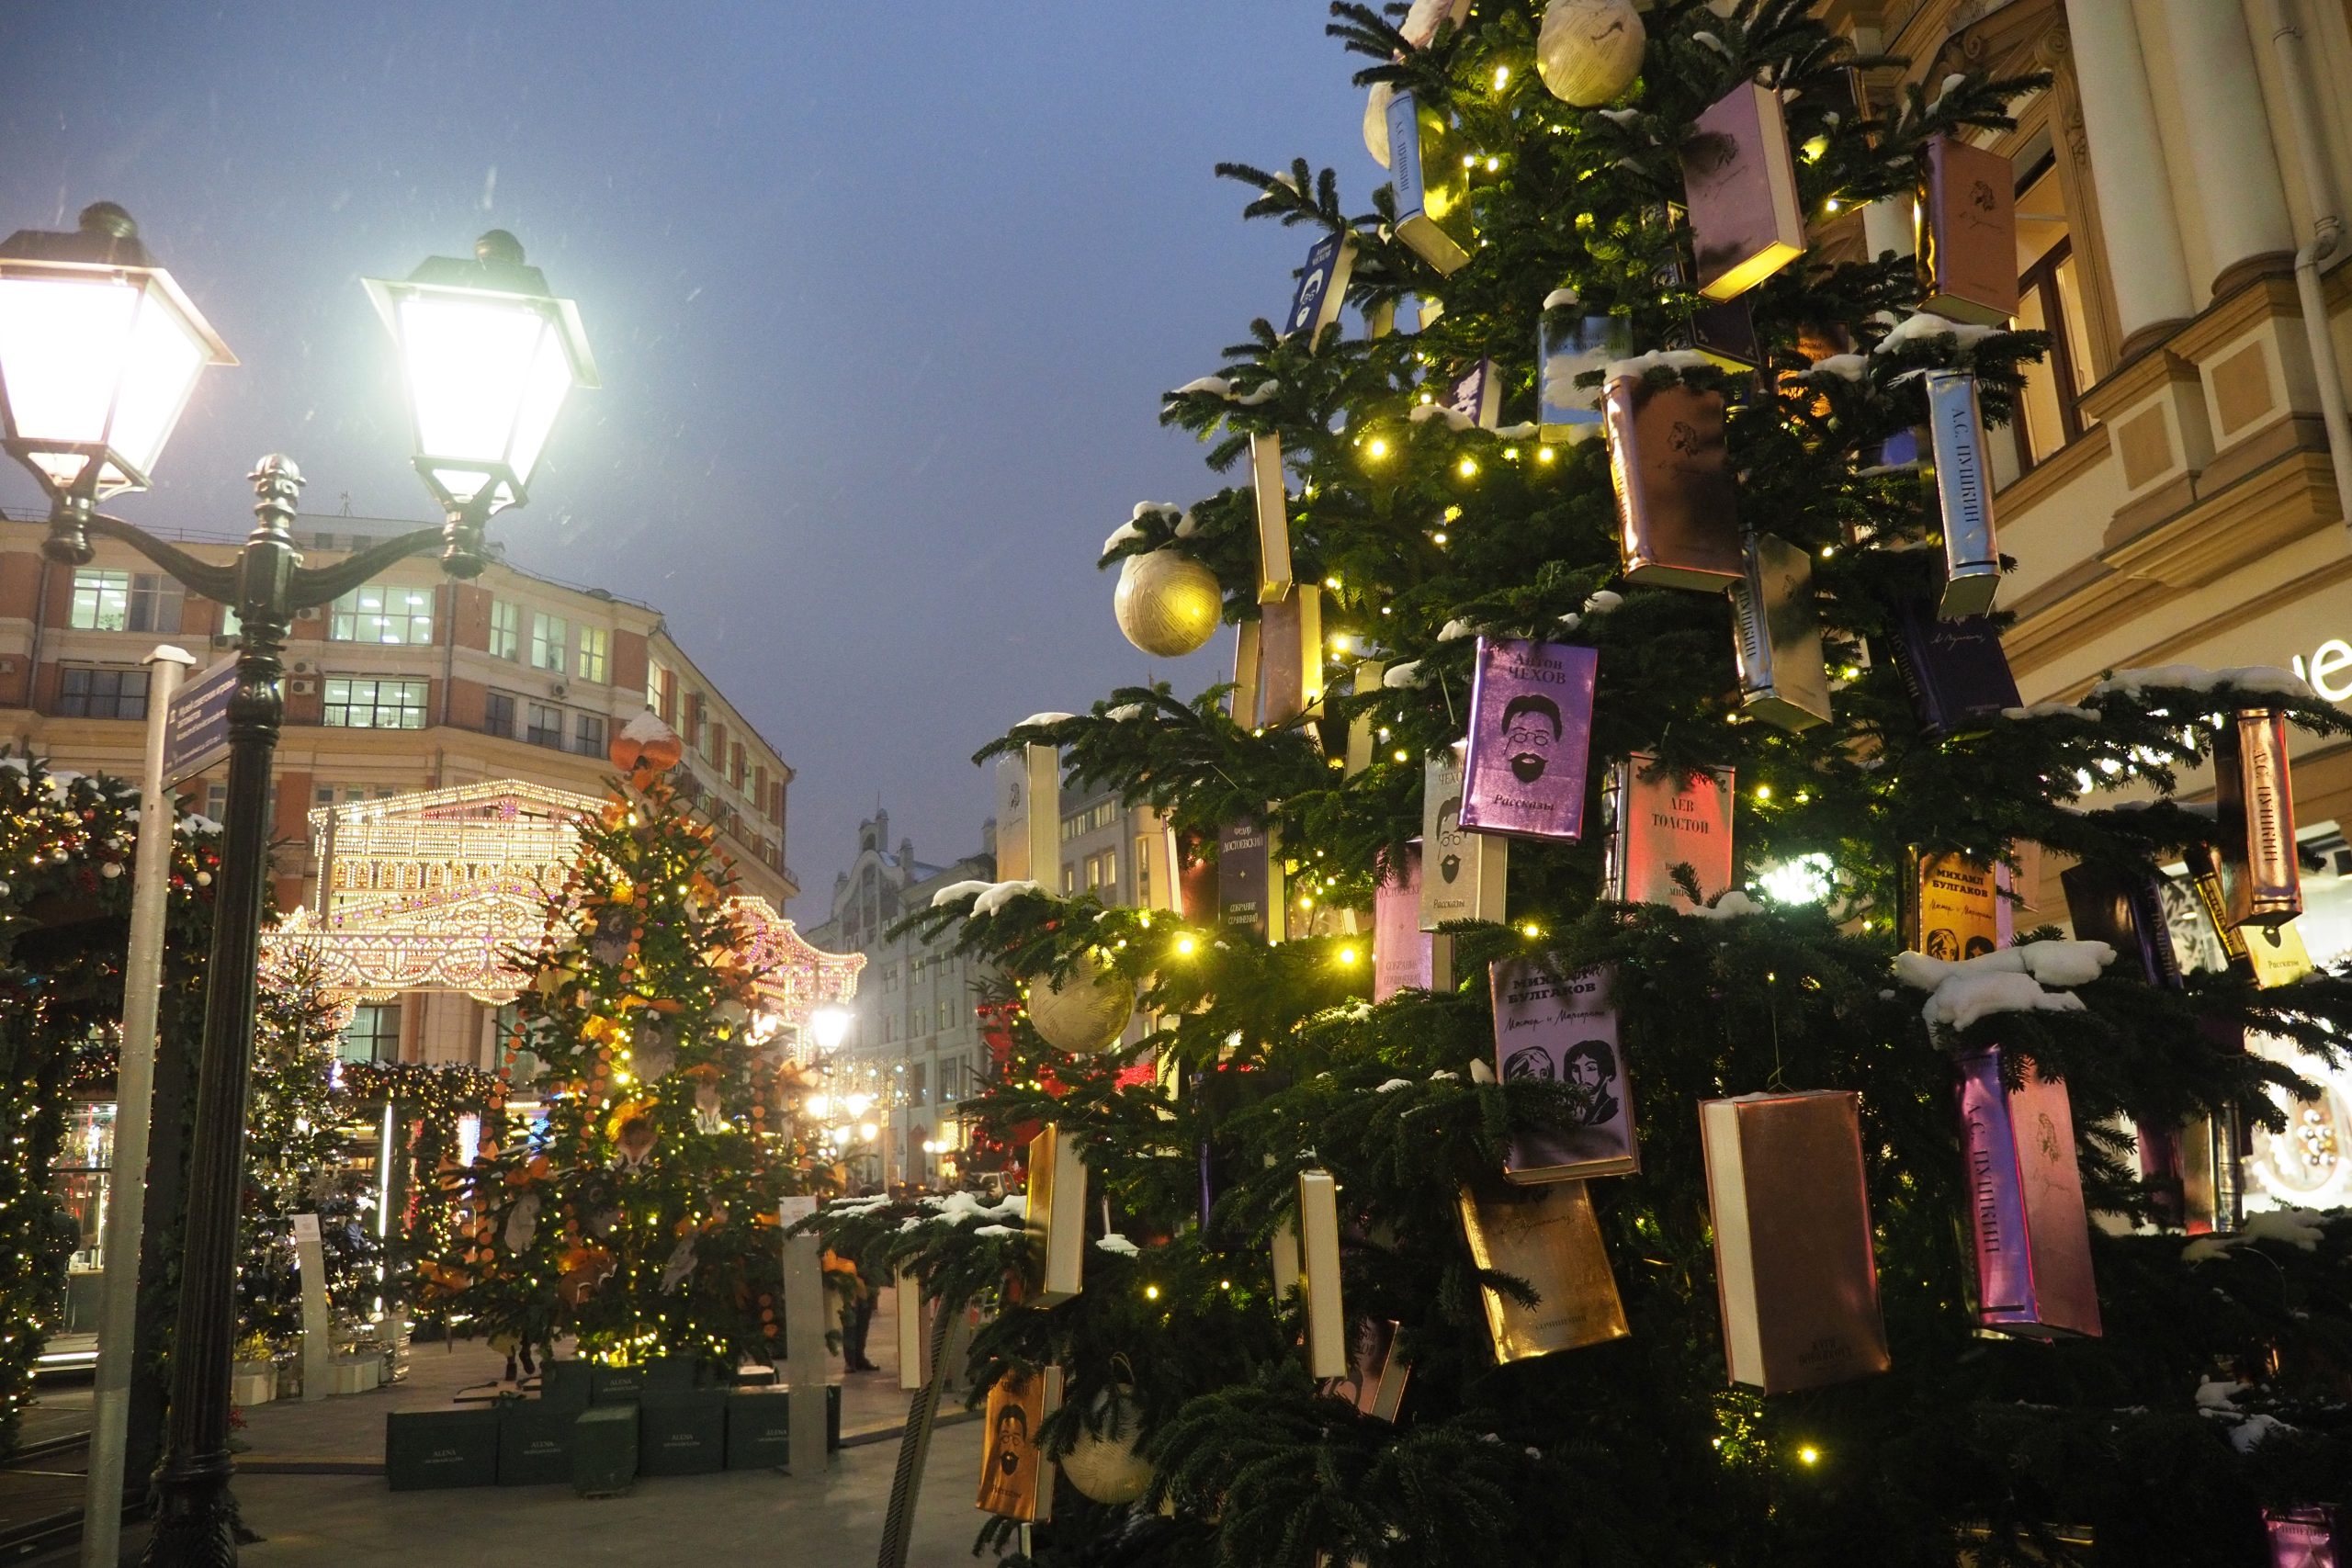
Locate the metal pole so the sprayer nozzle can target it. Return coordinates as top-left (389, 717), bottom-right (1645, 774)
top-left (875, 1294), bottom-right (972, 1568)
top-left (143, 457), bottom-right (304, 1568)
top-left (80, 646), bottom-right (194, 1568)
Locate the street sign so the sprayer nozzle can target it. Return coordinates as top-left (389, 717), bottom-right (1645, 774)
top-left (163, 656), bottom-right (237, 786)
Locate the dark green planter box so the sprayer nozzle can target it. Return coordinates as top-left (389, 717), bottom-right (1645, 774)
top-left (572, 1405), bottom-right (638, 1497)
top-left (538, 1359), bottom-right (590, 1413)
top-left (644, 1356), bottom-right (699, 1398)
top-left (497, 1401), bottom-right (575, 1487)
top-left (589, 1362), bottom-right (646, 1406)
top-left (638, 1392), bottom-right (728, 1476)
top-left (725, 1385), bottom-right (842, 1470)
top-left (386, 1408), bottom-right (499, 1492)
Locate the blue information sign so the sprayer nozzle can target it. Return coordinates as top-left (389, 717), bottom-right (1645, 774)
top-left (163, 657), bottom-right (238, 785)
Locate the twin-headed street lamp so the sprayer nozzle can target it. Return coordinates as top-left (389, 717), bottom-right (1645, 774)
top-left (0, 202), bottom-right (595, 1567)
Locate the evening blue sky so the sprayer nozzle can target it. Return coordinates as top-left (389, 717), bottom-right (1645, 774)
top-left (0, 2), bottom-right (1367, 916)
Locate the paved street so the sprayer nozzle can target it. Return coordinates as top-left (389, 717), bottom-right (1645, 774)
top-left (16, 1288), bottom-right (998, 1564)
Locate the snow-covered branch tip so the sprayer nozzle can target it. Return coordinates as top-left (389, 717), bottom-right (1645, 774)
top-left (929, 877), bottom-right (1044, 918)
top-left (1169, 376), bottom-right (1280, 407)
top-left (1894, 939), bottom-right (2115, 1033)
top-left (2089, 665), bottom-right (2316, 704)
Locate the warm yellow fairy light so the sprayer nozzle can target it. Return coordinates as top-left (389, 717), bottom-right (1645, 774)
top-left (1493, 65), bottom-right (1510, 89)
top-left (1797, 1445), bottom-right (1820, 1466)
top-left (1755, 784), bottom-right (1773, 800)
top-left (1337, 945), bottom-right (1359, 965)
top-left (1520, 921), bottom-right (1542, 939)
top-left (1393, 748), bottom-right (1409, 763)
top-left (1175, 934), bottom-right (1198, 956)
top-left (1457, 457), bottom-right (1478, 478)
top-left (1485, 156), bottom-right (1499, 172)
top-left (1431, 530), bottom-right (1449, 546)
top-left (1367, 437), bottom-right (1389, 458)
top-left (1145, 1283), bottom-right (1160, 1301)
top-left (1537, 446), bottom-right (1555, 463)
top-left (1297, 894), bottom-right (1315, 909)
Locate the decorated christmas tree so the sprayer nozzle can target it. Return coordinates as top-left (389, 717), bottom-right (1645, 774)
top-left (814, 3), bottom-right (2352, 1562)
top-left (426, 723), bottom-right (830, 1370)
top-left (235, 944), bottom-right (381, 1339)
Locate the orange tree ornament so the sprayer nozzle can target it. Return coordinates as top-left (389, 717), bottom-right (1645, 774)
top-left (426, 760), bottom-right (832, 1370)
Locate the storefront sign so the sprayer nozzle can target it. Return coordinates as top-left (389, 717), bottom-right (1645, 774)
top-left (2290, 639), bottom-right (2352, 703)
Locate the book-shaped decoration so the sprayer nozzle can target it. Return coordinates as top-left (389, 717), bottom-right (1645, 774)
top-left (1178, 833), bottom-right (1220, 926)
top-left (2214, 708), bottom-right (2301, 928)
top-left (1218, 818), bottom-right (1277, 940)
top-left (1250, 433), bottom-right (1292, 604)
top-left (1926, 370), bottom-right (1999, 618)
top-left (1687, 297), bottom-right (1763, 373)
top-left (1420, 742), bottom-right (1508, 931)
top-left (1385, 90), bottom-right (1474, 274)
top-left (1681, 81), bottom-right (1806, 299)
top-left (1285, 231), bottom-right (1356, 343)
top-left (1490, 958), bottom-right (1638, 1182)
top-left (1901, 849), bottom-right (2008, 960)
top-left (1447, 356), bottom-right (1501, 428)
top-left (1024, 1125), bottom-right (1089, 1306)
top-left (1729, 533), bottom-right (1832, 731)
top-left (1884, 601), bottom-right (2019, 737)
top-left (1296, 1170), bottom-right (1346, 1380)
top-left (1955, 1045), bottom-right (2102, 1338)
top-left (1604, 754), bottom-right (1735, 910)
top-left (1457, 637), bottom-right (1600, 841)
top-left (1916, 136), bottom-right (2018, 325)
top-left (1374, 845), bottom-right (1433, 1001)
top-left (1261, 586), bottom-right (1324, 727)
top-left (1604, 377), bottom-right (1743, 591)
top-left (2264, 1506), bottom-right (2342, 1567)
top-left (977, 1366), bottom-right (1064, 1521)
top-left (1700, 1089), bottom-right (1891, 1393)
top-left (1539, 297), bottom-right (1629, 443)
top-left (1457, 1182), bottom-right (1630, 1361)
top-left (2059, 862), bottom-right (2183, 987)
top-left (1322, 1318), bottom-right (1409, 1423)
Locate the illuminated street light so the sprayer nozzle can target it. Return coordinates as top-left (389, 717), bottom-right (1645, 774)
top-left (809, 1006), bottom-right (851, 1052)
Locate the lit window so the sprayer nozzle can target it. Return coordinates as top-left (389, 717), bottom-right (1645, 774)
top-left (578, 626), bottom-right (608, 683)
top-left (128, 573), bottom-right (182, 634)
top-left (530, 613), bottom-right (569, 673)
top-left (646, 660), bottom-right (673, 720)
top-left (57, 665), bottom-right (149, 718)
top-left (489, 600), bottom-right (520, 660)
top-left (322, 677), bottom-right (428, 728)
top-left (339, 1002), bottom-right (401, 1064)
top-left (69, 570), bottom-right (130, 630)
top-left (330, 583), bottom-right (435, 645)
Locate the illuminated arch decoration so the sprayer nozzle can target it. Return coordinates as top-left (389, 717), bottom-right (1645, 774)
top-left (270, 780), bottom-right (862, 1040)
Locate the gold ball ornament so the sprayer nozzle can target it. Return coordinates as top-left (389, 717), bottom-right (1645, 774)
top-left (1363, 82), bottom-right (1395, 168)
top-left (1025, 953), bottom-right (1136, 1055)
top-left (1113, 549), bottom-right (1222, 659)
top-left (1536, 0), bottom-right (1646, 107)
top-left (1062, 1388), bottom-right (1153, 1506)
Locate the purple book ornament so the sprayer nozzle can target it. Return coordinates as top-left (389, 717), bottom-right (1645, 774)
top-left (1490, 959), bottom-right (1637, 1181)
top-left (1458, 637), bottom-right (1599, 841)
top-left (1955, 1045), bottom-right (2101, 1338)
top-left (2266, 1506), bottom-right (2341, 1568)
top-left (1374, 845), bottom-right (1433, 1001)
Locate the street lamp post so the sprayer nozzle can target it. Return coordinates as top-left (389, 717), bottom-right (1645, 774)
top-left (0, 205), bottom-right (594, 1567)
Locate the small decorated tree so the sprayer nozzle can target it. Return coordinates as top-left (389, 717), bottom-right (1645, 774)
top-left (426, 719), bottom-right (831, 1369)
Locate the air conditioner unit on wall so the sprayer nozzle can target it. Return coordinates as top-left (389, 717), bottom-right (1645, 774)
top-left (290, 679), bottom-right (316, 695)
top-left (548, 681), bottom-right (568, 699)
top-left (291, 660), bottom-right (316, 676)
top-left (295, 607), bottom-right (321, 622)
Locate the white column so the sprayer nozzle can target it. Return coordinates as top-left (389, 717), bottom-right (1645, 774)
top-left (2064, 0), bottom-right (2196, 347)
top-left (2161, 0), bottom-right (2295, 287)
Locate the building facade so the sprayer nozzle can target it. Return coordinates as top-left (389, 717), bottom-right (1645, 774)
top-left (1825, 0), bottom-right (2352, 1213)
top-left (802, 810), bottom-right (998, 1189)
top-left (0, 509), bottom-right (800, 1071)
top-left (0, 509), bottom-right (796, 921)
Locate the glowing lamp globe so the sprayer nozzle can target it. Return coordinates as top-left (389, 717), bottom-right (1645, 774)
top-left (364, 229), bottom-right (597, 535)
top-left (810, 1006), bottom-right (852, 1053)
top-left (0, 204), bottom-right (233, 529)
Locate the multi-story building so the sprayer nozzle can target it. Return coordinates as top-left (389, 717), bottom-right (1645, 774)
top-left (803, 810), bottom-right (997, 1189)
top-left (0, 509), bottom-right (795, 919)
top-left (1825, 0), bottom-right (2352, 1213)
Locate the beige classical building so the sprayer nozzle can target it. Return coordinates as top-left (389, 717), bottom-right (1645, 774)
top-left (0, 510), bottom-right (795, 924)
top-left (1826, 0), bottom-right (2352, 1211)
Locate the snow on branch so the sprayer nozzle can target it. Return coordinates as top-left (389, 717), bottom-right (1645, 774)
top-left (1894, 939), bottom-right (2115, 1032)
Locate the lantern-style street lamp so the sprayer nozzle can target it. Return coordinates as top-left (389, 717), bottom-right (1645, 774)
top-left (0, 203), bottom-right (592, 1568)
